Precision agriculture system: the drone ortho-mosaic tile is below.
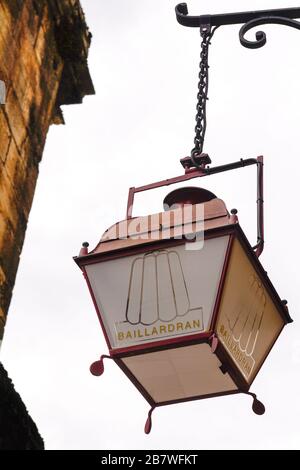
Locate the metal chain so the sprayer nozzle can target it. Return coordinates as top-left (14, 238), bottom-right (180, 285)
top-left (191, 24), bottom-right (218, 167)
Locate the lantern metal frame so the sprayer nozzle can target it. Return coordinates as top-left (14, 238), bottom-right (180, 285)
top-left (74, 3), bottom-right (298, 432)
top-left (74, 156), bottom-right (291, 414)
top-left (75, 219), bottom-right (291, 414)
top-left (127, 155), bottom-right (264, 257)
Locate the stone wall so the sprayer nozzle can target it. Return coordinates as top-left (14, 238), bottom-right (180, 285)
top-left (0, 0), bottom-right (94, 449)
top-left (0, 0), bottom-right (94, 342)
top-left (0, 362), bottom-right (44, 449)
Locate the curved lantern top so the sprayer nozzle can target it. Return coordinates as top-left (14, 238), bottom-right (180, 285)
top-left (75, 192), bottom-right (232, 260)
top-left (163, 186), bottom-right (217, 208)
top-left (74, 174), bottom-right (292, 434)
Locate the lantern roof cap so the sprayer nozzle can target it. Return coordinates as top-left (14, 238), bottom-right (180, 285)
top-left (163, 186), bottom-right (217, 209)
top-left (84, 197), bottom-right (231, 256)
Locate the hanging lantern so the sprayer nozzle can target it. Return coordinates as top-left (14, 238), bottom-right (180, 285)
top-left (74, 158), bottom-right (291, 433)
top-left (74, 3), bottom-right (299, 433)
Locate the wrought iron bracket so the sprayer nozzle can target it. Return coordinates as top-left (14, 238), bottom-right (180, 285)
top-left (175, 3), bottom-right (300, 49)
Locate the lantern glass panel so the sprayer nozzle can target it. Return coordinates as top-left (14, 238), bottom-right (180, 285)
top-left (121, 344), bottom-right (238, 403)
top-left (216, 238), bottom-right (285, 383)
top-left (85, 235), bottom-right (230, 350)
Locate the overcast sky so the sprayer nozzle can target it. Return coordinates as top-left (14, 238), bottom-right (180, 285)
top-left (2, 0), bottom-right (300, 450)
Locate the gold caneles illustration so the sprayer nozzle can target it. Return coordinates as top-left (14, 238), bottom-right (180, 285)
top-left (125, 250), bottom-right (203, 326)
top-left (216, 238), bottom-right (286, 383)
top-left (226, 274), bottom-right (266, 359)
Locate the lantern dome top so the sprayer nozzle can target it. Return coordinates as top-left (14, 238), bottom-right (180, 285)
top-left (163, 186), bottom-right (217, 210)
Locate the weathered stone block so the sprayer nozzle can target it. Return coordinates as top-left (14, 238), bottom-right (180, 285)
top-left (0, 0), bottom-right (94, 448)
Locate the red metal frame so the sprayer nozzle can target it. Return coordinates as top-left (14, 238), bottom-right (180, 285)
top-left (210, 235), bottom-right (234, 331)
top-left (115, 336), bottom-right (241, 407)
top-left (111, 332), bottom-right (212, 357)
top-left (126, 156), bottom-right (264, 257)
top-left (235, 225), bottom-right (292, 324)
top-left (82, 268), bottom-right (113, 350)
top-left (155, 389), bottom-right (242, 407)
top-left (76, 202), bottom-right (291, 414)
top-left (119, 354), bottom-right (241, 407)
top-left (112, 322), bottom-right (265, 407)
top-left (212, 226), bottom-right (292, 390)
top-left (255, 155), bottom-right (264, 257)
top-left (79, 223), bottom-right (290, 361)
top-left (113, 308), bottom-right (285, 409)
top-left (79, 229), bottom-right (233, 356)
top-left (75, 224), bottom-right (234, 268)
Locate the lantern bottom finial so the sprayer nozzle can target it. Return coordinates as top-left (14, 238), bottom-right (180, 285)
top-left (90, 355), bottom-right (112, 376)
top-left (244, 391), bottom-right (266, 415)
top-left (144, 406), bottom-right (156, 435)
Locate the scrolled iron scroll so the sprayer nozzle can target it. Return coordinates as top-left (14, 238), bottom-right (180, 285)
top-left (239, 16), bottom-right (300, 49)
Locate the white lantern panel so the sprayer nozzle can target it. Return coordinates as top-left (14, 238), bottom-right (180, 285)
top-left (122, 344), bottom-right (238, 402)
top-left (85, 236), bottom-right (229, 349)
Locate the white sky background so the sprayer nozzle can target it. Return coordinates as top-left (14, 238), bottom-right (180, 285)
top-left (1, 0), bottom-right (300, 450)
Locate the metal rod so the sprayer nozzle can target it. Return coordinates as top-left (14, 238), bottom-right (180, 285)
top-left (255, 156), bottom-right (264, 257)
top-left (175, 3), bottom-right (300, 28)
top-left (126, 187), bottom-right (135, 219)
top-left (131, 158), bottom-right (257, 198)
top-left (126, 156), bottom-right (264, 256)
top-left (202, 158), bottom-right (258, 175)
